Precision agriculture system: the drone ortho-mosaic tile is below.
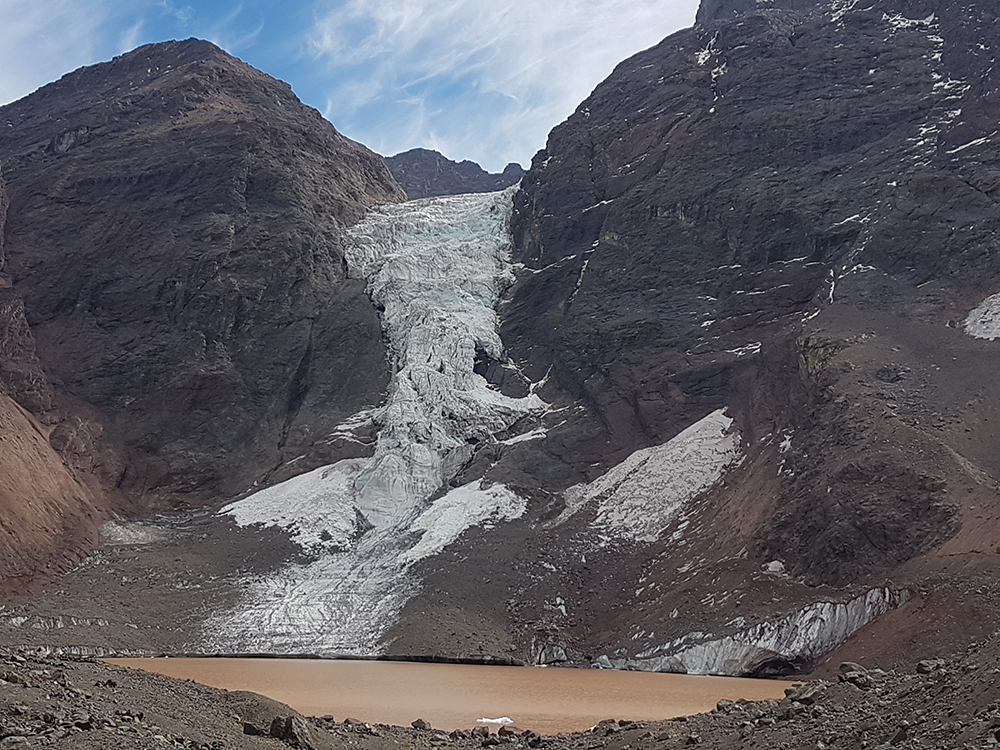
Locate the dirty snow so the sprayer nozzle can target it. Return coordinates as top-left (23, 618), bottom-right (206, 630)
top-left (561, 409), bottom-right (740, 542)
top-left (101, 518), bottom-right (168, 546)
top-left (605, 588), bottom-right (910, 675)
top-left (222, 461), bottom-right (369, 553)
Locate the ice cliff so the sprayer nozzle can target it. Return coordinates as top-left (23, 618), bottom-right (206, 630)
top-left (599, 588), bottom-right (910, 676)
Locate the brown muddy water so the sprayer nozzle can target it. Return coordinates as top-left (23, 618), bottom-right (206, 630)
top-left (108, 658), bottom-right (790, 734)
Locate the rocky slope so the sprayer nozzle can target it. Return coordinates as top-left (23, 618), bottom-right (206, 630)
top-left (0, 165), bottom-right (108, 593)
top-left (385, 149), bottom-right (524, 199)
top-left (0, 38), bottom-right (403, 526)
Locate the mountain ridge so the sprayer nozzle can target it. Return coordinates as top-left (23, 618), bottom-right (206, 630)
top-left (385, 148), bottom-right (524, 199)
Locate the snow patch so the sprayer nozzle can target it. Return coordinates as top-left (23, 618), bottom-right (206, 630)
top-left (946, 132), bottom-right (997, 154)
top-left (726, 342), bottom-right (762, 358)
top-left (965, 293), bottom-right (1000, 340)
top-left (101, 518), bottom-right (168, 546)
top-left (561, 409), bottom-right (740, 542)
top-left (829, 0), bottom-right (860, 23)
top-left (883, 12), bottom-right (935, 31)
top-left (222, 461), bottom-right (369, 553)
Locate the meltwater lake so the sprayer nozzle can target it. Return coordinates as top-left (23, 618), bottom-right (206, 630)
top-left (108, 658), bottom-right (790, 734)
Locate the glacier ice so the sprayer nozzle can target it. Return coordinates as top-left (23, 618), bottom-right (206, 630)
top-left (205, 188), bottom-right (544, 655)
top-left (603, 588), bottom-right (909, 676)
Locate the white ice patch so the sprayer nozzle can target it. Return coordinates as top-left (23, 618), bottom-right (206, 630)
top-left (101, 518), bottom-right (167, 546)
top-left (946, 132), bottom-right (997, 154)
top-left (222, 461), bottom-right (369, 553)
top-left (829, 0), bottom-right (860, 23)
top-left (561, 409), bottom-right (740, 542)
top-left (965, 293), bottom-right (1000, 340)
top-left (207, 188), bottom-right (544, 655)
top-left (883, 12), bottom-right (935, 31)
top-left (398, 480), bottom-right (526, 564)
top-left (726, 342), bottom-right (762, 358)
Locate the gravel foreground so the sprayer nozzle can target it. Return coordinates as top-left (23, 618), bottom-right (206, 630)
top-left (2, 640), bottom-right (1000, 750)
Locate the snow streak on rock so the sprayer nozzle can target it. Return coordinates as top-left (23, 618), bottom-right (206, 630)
top-left (205, 188), bottom-right (543, 655)
top-left (965, 293), bottom-right (1000, 340)
top-left (561, 409), bottom-right (740, 542)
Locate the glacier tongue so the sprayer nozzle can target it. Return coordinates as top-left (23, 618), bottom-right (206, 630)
top-left (205, 188), bottom-right (543, 655)
top-left (345, 186), bottom-right (545, 525)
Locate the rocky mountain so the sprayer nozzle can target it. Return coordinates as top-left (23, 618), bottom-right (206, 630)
top-left (0, 39), bottom-right (402, 517)
top-left (385, 148), bottom-right (524, 199)
top-left (3, 1), bottom-right (1000, 680)
top-left (389, 0), bottom-right (1000, 672)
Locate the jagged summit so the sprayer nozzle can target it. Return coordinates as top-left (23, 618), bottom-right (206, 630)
top-left (385, 148), bottom-right (524, 199)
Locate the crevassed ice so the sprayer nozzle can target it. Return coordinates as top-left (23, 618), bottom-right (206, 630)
top-left (561, 409), bottom-right (740, 542)
top-left (205, 188), bottom-right (544, 655)
top-left (965, 293), bottom-right (1000, 340)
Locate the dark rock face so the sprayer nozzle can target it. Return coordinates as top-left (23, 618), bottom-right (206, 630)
top-left (501, 0), bottom-right (1000, 588)
top-left (385, 148), bottom-right (524, 199)
top-left (0, 167), bottom-right (108, 591)
top-left (0, 39), bottom-right (403, 511)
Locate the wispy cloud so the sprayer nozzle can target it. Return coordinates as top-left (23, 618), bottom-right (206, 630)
top-left (119, 20), bottom-right (146, 55)
top-left (0, 0), bottom-right (110, 106)
top-left (308, 0), bottom-right (700, 170)
top-left (159, 0), bottom-right (195, 26)
top-left (0, 0), bottom-right (699, 172)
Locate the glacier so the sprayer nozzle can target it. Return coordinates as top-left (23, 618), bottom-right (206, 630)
top-left (203, 187), bottom-right (545, 654)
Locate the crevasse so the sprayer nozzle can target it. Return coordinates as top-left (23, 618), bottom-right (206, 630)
top-left (203, 187), bottom-right (544, 655)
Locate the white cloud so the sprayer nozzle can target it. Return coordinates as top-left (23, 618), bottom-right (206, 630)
top-left (119, 20), bottom-right (145, 55)
top-left (0, 0), bottom-right (110, 105)
top-left (308, 0), bottom-right (700, 170)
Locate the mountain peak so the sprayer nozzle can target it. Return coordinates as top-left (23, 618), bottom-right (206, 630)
top-left (385, 148), bottom-right (524, 199)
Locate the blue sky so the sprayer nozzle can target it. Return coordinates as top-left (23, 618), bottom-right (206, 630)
top-left (0, 0), bottom-right (700, 172)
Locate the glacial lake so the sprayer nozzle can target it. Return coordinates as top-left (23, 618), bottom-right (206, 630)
top-left (107, 658), bottom-right (790, 734)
